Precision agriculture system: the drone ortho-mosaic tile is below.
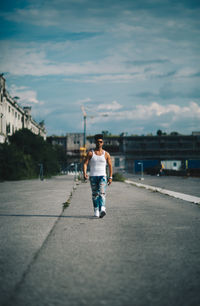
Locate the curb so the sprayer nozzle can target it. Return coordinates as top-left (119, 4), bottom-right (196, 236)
top-left (125, 180), bottom-right (200, 205)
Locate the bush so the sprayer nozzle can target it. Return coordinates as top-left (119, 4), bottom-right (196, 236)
top-left (0, 143), bottom-right (37, 180)
top-left (113, 172), bottom-right (125, 182)
top-left (0, 129), bottom-right (61, 181)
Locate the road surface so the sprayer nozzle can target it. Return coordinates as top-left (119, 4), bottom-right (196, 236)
top-left (0, 176), bottom-right (200, 306)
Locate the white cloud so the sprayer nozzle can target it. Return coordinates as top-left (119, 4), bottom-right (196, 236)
top-left (175, 68), bottom-right (199, 78)
top-left (0, 37), bottom-right (187, 82)
top-left (93, 101), bottom-right (200, 122)
top-left (65, 73), bottom-right (145, 83)
top-left (76, 97), bottom-right (92, 104)
top-left (1, 8), bottom-right (63, 27)
top-left (9, 85), bottom-right (43, 105)
top-left (85, 101), bottom-right (200, 135)
top-left (0, 48), bottom-right (142, 77)
top-left (1, 41), bottom-right (167, 79)
top-left (97, 101), bottom-right (123, 111)
top-left (0, 43), bottom-right (50, 76)
top-left (1, 0), bottom-right (199, 135)
top-left (111, 22), bottom-right (145, 37)
top-left (0, 6), bottom-right (108, 32)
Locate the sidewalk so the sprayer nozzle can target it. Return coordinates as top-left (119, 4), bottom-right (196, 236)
top-left (0, 175), bottom-right (75, 305)
top-left (124, 173), bottom-right (200, 197)
top-left (2, 179), bottom-right (200, 306)
top-left (125, 179), bottom-right (200, 205)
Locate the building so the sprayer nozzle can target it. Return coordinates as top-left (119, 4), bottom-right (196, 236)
top-left (87, 135), bottom-right (125, 173)
top-left (122, 134), bottom-right (200, 172)
top-left (48, 129), bottom-right (200, 175)
top-left (48, 133), bottom-right (125, 173)
top-left (47, 133), bottom-right (89, 169)
top-left (88, 134), bottom-right (200, 174)
top-left (49, 132), bottom-right (200, 174)
top-left (48, 133), bottom-right (85, 156)
top-left (0, 75), bottom-right (46, 143)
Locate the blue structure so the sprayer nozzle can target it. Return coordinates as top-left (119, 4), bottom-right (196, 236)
top-left (188, 160), bottom-right (200, 169)
top-left (135, 160), bottom-right (160, 173)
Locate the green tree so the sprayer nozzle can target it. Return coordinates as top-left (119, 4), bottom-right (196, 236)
top-left (0, 143), bottom-right (36, 180)
top-left (157, 129), bottom-right (162, 136)
top-left (0, 129), bottom-right (61, 181)
top-left (102, 130), bottom-right (111, 136)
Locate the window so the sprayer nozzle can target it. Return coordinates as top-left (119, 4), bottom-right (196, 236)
top-left (6, 123), bottom-right (10, 133)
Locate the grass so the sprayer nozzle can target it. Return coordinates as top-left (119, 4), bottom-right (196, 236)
top-left (113, 172), bottom-right (126, 182)
top-left (62, 200), bottom-right (70, 210)
top-left (62, 182), bottom-right (80, 211)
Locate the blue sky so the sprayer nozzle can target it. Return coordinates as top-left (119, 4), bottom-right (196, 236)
top-left (0, 0), bottom-right (200, 136)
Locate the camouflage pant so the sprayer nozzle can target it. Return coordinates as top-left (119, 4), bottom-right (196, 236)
top-left (90, 176), bottom-right (107, 210)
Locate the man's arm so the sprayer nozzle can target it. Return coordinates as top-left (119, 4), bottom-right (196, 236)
top-left (83, 151), bottom-right (92, 180)
top-left (106, 152), bottom-right (113, 185)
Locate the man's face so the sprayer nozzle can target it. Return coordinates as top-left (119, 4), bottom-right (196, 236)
top-left (96, 139), bottom-right (103, 148)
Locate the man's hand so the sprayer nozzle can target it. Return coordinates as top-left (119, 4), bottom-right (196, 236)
top-left (108, 178), bottom-right (112, 185)
top-left (84, 173), bottom-right (89, 181)
top-left (106, 152), bottom-right (112, 186)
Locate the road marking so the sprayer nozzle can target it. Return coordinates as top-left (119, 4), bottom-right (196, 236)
top-left (125, 180), bottom-right (200, 205)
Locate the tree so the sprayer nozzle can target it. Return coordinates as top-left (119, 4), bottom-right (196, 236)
top-left (0, 143), bottom-right (36, 180)
top-left (170, 131), bottom-right (179, 136)
top-left (0, 129), bottom-right (60, 181)
top-left (157, 129), bottom-right (162, 136)
top-left (102, 130), bottom-right (111, 136)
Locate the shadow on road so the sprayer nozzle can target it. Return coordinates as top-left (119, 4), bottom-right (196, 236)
top-left (0, 214), bottom-right (94, 219)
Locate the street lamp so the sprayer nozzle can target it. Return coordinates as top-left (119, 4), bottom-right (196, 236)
top-left (138, 162), bottom-right (144, 180)
top-left (81, 106), bottom-right (87, 148)
top-left (81, 106), bottom-right (109, 149)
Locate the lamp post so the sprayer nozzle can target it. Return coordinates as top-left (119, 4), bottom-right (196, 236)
top-left (138, 162), bottom-right (144, 180)
top-left (80, 108), bottom-right (110, 179)
top-left (83, 114), bottom-right (86, 148)
top-left (81, 106), bottom-right (87, 148)
top-left (81, 106), bottom-right (109, 148)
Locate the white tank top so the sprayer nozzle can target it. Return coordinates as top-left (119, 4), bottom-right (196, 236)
top-left (89, 150), bottom-right (107, 176)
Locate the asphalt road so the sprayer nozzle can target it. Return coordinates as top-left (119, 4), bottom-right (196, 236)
top-left (0, 176), bottom-right (200, 306)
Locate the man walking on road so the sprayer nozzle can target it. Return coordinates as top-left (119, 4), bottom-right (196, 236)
top-left (83, 134), bottom-right (112, 218)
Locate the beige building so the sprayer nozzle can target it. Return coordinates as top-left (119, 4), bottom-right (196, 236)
top-left (0, 75), bottom-right (46, 143)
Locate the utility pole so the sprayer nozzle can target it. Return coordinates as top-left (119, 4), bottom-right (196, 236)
top-left (81, 106), bottom-right (87, 148)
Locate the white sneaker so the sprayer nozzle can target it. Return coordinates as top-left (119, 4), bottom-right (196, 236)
top-left (100, 206), bottom-right (106, 218)
top-left (94, 208), bottom-right (100, 218)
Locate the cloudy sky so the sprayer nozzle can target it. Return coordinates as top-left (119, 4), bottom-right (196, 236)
top-left (0, 0), bottom-right (200, 136)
